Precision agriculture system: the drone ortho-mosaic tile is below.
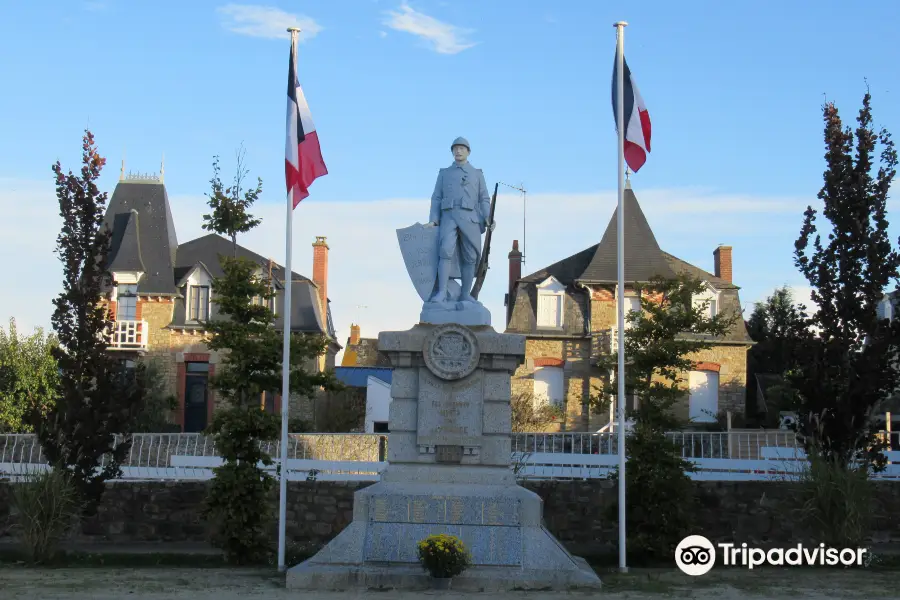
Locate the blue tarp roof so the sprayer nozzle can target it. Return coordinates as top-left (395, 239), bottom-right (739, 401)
top-left (334, 366), bottom-right (392, 388)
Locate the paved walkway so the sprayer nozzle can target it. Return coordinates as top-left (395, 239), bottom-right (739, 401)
top-left (1, 567), bottom-right (897, 599)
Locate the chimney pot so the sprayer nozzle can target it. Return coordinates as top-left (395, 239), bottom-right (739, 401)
top-left (349, 323), bottom-right (361, 345)
top-left (713, 245), bottom-right (733, 283)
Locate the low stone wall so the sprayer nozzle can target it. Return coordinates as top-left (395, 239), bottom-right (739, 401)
top-left (2, 480), bottom-right (899, 555)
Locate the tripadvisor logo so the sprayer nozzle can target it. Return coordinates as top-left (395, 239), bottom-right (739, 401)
top-left (675, 535), bottom-right (868, 575)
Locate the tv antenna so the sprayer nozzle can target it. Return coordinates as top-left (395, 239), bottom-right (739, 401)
top-left (354, 304), bottom-right (368, 325)
top-left (499, 181), bottom-right (527, 265)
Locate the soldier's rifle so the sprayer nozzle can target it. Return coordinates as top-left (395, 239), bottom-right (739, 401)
top-left (471, 182), bottom-right (499, 300)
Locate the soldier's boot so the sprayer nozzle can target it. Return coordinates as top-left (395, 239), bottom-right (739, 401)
top-left (459, 262), bottom-right (477, 303)
top-left (429, 258), bottom-right (451, 302)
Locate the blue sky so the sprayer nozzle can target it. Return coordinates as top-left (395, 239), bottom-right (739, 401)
top-left (2, 0), bottom-right (899, 351)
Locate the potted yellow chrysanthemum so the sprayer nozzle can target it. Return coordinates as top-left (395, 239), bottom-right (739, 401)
top-left (416, 533), bottom-right (471, 589)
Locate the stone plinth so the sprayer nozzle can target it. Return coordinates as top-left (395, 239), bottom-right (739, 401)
top-left (286, 323), bottom-right (601, 591)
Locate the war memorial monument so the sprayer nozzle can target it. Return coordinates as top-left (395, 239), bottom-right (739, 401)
top-left (286, 138), bottom-right (602, 591)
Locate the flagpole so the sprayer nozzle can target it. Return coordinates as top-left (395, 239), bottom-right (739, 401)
top-left (614, 19), bottom-right (628, 574)
top-left (278, 26), bottom-right (300, 573)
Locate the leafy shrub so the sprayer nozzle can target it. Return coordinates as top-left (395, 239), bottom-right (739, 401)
top-left (793, 432), bottom-right (874, 547)
top-left (511, 392), bottom-right (564, 432)
top-left (11, 468), bottom-right (82, 563)
top-left (416, 534), bottom-right (471, 578)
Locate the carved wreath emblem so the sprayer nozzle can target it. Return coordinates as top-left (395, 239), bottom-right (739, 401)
top-left (423, 324), bottom-right (479, 380)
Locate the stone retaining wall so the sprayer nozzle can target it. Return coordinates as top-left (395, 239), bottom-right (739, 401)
top-left (2, 480), bottom-right (899, 555)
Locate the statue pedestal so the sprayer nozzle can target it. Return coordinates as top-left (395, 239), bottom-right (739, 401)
top-left (286, 323), bottom-right (601, 592)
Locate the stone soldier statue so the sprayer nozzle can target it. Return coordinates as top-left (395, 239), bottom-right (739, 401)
top-left (428, 137), bottom-right (496, 303)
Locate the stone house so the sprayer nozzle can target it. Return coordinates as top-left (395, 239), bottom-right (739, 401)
top-left (101, 169), bottom-right (340, 432)
top-left (341, 324), bottom-right (390, 367)
top-left (503, 182), bottom-right (753, 431)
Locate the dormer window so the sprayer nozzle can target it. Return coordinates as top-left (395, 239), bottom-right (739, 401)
top-left (116, 284), bottom-right (138, 321)
top-left (692, 283), bottom-right (720, 319)
top-left (189, 285), bottom-right (210, 321)
top-left (536, 277), bottom-right (566, 328)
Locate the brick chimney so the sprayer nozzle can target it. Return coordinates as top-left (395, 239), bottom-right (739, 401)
top-left (507, 240), bottom-right (523, 324)
top-left (713, 245), bottom-right (732, 283)
top-left (349, 324), bottom-right (361, 345)
top-left (312, 236), bottom-right (329, 315)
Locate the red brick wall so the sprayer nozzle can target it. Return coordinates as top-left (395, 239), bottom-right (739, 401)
top-left (176, 363), bottom-right (186, 430)
top-left (312, 237), bottom-right (329, 316)
top-left (694, 361), bottom-right (721, 373)
top-left (591, 286), bottom-right (615, 301)
top-left (714, 246), bottom-right (733, 283)
top-left (534, 357), bottom-right (565, 368)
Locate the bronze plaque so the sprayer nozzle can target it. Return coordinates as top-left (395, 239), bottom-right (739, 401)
top-left (435, 445), bottom-right (463, 464)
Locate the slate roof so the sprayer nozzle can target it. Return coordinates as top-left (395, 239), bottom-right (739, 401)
top-left (577, 186), bottom-right (675, 283)
top-left (103, 181), bottom-right (178, 294)
top-left (102, 179), bottom-right (336, 341)
top-left (171, 233), bottom-right (329, 335)
top-left (108, 210), bottom-right (145, 273)
top-left (334, 367), bottom-right (392, 388)
top-left (514, 184), bottom-right (752, 343)
top-left (520, 185), bottom-right (675, 286)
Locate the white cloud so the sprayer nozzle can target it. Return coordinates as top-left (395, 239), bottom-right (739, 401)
top-left (379, 31), bottom-right (388, 38)
top-left (216, 4), bottom-right (322, 41)
top-left (383, 3), bottom-right (477, 54)
top-left (0, 176), bottom-right (821, 365)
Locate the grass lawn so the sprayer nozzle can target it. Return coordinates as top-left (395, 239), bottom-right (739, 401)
top-left (1, 551), bottom-right (898, 599)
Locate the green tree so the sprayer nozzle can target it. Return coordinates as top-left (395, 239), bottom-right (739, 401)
top-left (33, 130), bottom-right (148, 509)
top-left (201, 144), bottom-right (262, 257)
top-left (745, 287), bottom-right (813, 420)
top-left (199, 151), bottom-right (338, 564)
top-left (792, 90), bottom-right (900, 469)
top-left (0, 318), bottom-right (59, 433)
top-left (592, 274), bottom-right (735, 561)
top-left (129, 357), bottom-right (179, 433)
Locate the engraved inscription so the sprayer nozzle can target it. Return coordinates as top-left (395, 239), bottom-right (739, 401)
top-left (449, 498), bottom-right (464, 523)
top-left (372, 498), bottom-right (388, 522)
top-left (483, 501), bottom-right (502, 525)
top-left (436, 445), bottom-right (463, 463)
top-left (411, 498), bottom-right (427, 523)
top-left (364, 523), bottom-right (522, 566)
top-left (417, 369), bottom-right (483, 447)
top-left (367, 495), bottom-right (520, 527)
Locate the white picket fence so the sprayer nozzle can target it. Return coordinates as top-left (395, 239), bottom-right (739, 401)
top-left (2, 432), bottom-right (898, 482)
top-left (512, 448), bottom-right (900, 481)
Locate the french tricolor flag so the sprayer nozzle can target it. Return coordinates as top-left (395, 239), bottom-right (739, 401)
top-left (285, 35), bottom-right (327, 208)
top-left (612, 55), bottom-right (651, 173)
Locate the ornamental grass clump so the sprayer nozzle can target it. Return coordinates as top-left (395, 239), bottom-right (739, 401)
top-left (416, 533), bottom-right (471, 578)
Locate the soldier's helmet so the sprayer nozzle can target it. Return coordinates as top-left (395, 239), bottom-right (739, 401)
top-left (451, 137), bottom-right (470, 151)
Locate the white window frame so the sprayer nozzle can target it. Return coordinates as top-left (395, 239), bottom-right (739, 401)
top-left (189, 285), bottom-right (210, 321)
top-left (536, 276), bottom-right (566, 328)
top-left (116, 283), bottom-right (138, 321)
top-left (692, 282), bottom-right (721, 320)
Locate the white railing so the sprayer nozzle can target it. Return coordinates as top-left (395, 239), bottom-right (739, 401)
top-left (2, 431), bottom-right (896, 482)
top-left (109, 319), bottom-right (148, 350)
top-left (0, 432), bottom-right (386, 481)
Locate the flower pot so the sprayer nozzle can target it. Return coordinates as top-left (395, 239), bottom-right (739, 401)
top-left (431, 577), bottom-right (452, 590)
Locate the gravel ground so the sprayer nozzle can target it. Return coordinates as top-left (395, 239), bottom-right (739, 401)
top-left (1, 567), bottom-right (898, 599)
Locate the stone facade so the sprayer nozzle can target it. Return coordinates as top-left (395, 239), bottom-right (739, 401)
top-left (111, 295), bottom-right (328, 431)
top-left (507, 280), bottom-right (752, 431)
top-left (3, 480), bottom-right (899, 555)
